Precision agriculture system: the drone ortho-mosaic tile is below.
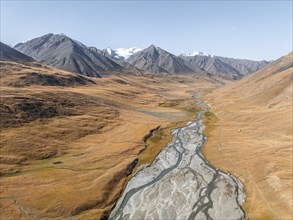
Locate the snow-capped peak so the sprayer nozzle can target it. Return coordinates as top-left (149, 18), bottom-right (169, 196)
top-left (105, 47), bottom-right (142, 60)
top-left (106, 48), bottom-right (113, 55)
top-left (181, 51), bottom-right (214, 57)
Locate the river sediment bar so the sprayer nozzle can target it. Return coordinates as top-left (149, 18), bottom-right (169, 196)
top-left (110, 96), bottom-right (245, 220)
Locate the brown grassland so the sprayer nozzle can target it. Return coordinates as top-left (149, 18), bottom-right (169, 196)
top-left (0, 61), bottom-right (215, 219)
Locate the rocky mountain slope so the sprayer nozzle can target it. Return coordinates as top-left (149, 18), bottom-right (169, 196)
top-left (0, 42), bottom-right (34, 62)
top-left (127, 45), bottom-right (203, 74)
top-left (1, 42), bottom-right (97, 87)
top-left (14, 34), bottom-right (137, 77)
top-left (180, 54), bottom-right (270, 80)
top-left (217, 56), bottom-right (270, 76)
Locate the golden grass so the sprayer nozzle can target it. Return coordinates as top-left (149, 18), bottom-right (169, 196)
top-left (202, 53), bottom-right (293, 219)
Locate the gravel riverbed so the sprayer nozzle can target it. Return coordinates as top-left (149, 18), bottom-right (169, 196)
top-left (110, 96), bottom-right (245, 220)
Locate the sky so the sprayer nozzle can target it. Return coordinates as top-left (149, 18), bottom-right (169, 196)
top-left (1, 1), bottom-right (292, 60)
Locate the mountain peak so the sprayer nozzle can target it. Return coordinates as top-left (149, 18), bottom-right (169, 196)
top-left (127, 45), bottom-right (196, 74)
top-left (42, 33), bottom-right (54, 38)
top-left (144, 44), bottom-right (159, 54)
top-left (147, 44), bottom-right (157, 49)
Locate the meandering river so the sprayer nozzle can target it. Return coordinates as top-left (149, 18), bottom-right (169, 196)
top-left (110, 95), bottom-right (245, 220)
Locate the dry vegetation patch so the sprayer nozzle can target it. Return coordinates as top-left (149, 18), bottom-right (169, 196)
top-left (0, 61), bottom-right (95, 87)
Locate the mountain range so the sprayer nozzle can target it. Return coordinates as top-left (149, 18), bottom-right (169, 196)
top-left (1, 33), bottom-right (271, 79)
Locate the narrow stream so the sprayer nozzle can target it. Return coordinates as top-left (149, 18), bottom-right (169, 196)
top-left (109, 95), bottom-right (245, 220)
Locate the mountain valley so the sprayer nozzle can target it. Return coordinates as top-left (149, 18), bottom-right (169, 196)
top-left (0, 35), bottom-right (292, 220)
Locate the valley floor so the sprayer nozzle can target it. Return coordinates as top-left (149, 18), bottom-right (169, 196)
top-left (1, 61), bottom-right (292, 219)
top-left (0, 66), bottom-right (215, 219)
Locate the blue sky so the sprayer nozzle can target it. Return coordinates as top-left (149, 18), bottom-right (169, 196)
top-left (1, 1), bottom-right (292, 60)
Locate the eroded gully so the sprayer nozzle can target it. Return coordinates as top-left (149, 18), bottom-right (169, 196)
top-left (109, 95), bottom-right (245, 220)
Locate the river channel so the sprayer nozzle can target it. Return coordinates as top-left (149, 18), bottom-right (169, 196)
top-left (109, 95), bottom-right (245, 220)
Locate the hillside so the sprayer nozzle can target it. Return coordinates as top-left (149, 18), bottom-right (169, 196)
top-left (227, 51), bottom-right (292, 106)
top-left (203, 51), bottom-right (293, 219)
top-left (0, 61), bottom-right (96, 88)
top-left (0, 42), bottom-right (34, 62)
